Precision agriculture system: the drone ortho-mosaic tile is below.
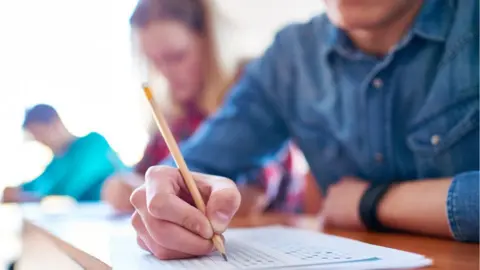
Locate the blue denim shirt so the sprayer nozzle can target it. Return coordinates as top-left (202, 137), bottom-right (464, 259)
top-left (163, 0), bottom-right (479, 242)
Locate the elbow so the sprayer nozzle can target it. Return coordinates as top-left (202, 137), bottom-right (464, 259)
top-left (447, 171), bottom-right (479, 242)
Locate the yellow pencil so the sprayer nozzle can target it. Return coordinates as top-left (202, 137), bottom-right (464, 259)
top-left (141, 82), bottom-right (228, 261)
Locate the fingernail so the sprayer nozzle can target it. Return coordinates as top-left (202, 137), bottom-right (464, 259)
top-left (211, 211), bottom-right (231, 232)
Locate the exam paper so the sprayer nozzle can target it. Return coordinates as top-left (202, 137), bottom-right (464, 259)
top-left (110, 226), bottom-right (432, 270)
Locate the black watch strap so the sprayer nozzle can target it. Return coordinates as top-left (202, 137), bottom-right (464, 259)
top-left (359, 183), bottom-right (393, 232)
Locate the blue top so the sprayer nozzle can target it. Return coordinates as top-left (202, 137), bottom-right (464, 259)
top-left (163, 0), bottom-right (479, 241)
top-left (21, 132), bottom-right (125, 201)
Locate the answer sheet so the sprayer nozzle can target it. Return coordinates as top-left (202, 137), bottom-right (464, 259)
top-left (111, 226), bottom-right (432, 269)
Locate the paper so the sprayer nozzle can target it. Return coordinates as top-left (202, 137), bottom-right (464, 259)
top-left (110, 226), bottom-right (432, 270)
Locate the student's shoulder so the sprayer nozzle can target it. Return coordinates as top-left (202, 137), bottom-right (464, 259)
top-left (272, 14), bottom-right (330, 50)
top-left (270, 14), bottom-right (331, 62)
top-left (77, 132), bottom-right (110, 147)
top-left (276, 14), bottom-right (329, 38)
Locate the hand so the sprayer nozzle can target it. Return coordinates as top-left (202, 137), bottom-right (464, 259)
top-left (2, 187), bottom-right (39, 203)
top-left (130, 166), bottom-right (241, 260)
top-left (320, 177), bottom-right (369, 230)
top-left (2, 187), bottom-right (20, 203)
top-left (101, 173), bottom-right (143, 213)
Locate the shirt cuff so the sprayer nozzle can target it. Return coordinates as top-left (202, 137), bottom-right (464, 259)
top-left (20, 181), bottom-right (35, 193)
top-left (446, 171), bottom-right (479, 242)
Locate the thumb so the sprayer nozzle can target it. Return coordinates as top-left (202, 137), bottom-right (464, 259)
top-left (201, 176), bottom-right (241, 233)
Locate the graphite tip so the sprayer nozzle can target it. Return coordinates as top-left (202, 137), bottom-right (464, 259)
top-left (221, 253), bottom-right (228, 261)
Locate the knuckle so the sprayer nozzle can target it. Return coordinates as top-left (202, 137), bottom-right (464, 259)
top-left (130, 186), bottom-right (146, 209)
top-left (150, 245), bottom-right (169, 260)
top-left (146, 193), bottom-right (169, 216)
top-left (211, 175), bottom-right (236, 186)
top-left (146, 221), bottom-right (187, 251)
top-left (214, 187), bottom-right (241, 211)
top-left (130, 212), bottom-right (143, 231)
top-left (145, 165), bottom-right (174, 182)
top-left (180, 214), bottom-right (199, 234)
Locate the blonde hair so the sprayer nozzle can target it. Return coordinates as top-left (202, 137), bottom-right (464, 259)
top-left (130, 0), bottom-right (236, 123)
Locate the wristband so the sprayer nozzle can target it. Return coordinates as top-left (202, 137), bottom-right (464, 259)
top-left (359, 183), bottom-right (393, 232)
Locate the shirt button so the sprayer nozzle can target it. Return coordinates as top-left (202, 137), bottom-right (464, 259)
top-left (373, 78), bottom-right (383, 89)
top-left (430, 135), bottom-right (441, 146)
top-left (374, 153), bottom-right (384, 163)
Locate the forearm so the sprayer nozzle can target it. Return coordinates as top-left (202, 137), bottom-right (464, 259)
top-left (378, 178), bottom-right (452, 238)
top-left (2, 187), bottom-right (19, 203)
top-left (378, 172), bottom-right (479, 242)
top-left (2, 187), bottom-right (40, 203)
top-left (18, 191), bottom-right (41, 202)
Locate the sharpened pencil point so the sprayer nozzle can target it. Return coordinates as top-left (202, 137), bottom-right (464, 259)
top-left (221, 253), bottom-right (228, 261)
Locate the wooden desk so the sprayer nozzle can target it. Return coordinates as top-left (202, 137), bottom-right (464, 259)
top-left (20, 214), bottom-right (479, 270)
top-left (17, 223), bottom-right (83, 270)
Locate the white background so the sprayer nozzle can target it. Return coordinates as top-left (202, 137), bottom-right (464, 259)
top-left (0, 0), bottom-right (324, 189)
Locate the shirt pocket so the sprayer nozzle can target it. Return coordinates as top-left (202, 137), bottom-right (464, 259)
top-left (406, 104), bottom-right (479, 178)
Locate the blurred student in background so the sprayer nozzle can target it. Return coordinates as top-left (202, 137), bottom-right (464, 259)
top-left (101, 0), bottom-right (306, 214)
top-left (1, 104), bottom-right (125, 203)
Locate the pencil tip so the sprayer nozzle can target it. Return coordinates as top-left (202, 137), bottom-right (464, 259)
top-left (221, 253), bottom-right (228, 261)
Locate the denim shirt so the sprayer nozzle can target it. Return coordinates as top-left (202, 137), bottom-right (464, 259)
top-left (163, 0), bottom-right (479, 242)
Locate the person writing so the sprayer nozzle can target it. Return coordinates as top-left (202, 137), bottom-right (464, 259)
top-left (101, 0), bottom-right (306, 214)
top-left (2, 104), bottom-right (125, 203)
top-left (129, 0), bottom-right (479, 259)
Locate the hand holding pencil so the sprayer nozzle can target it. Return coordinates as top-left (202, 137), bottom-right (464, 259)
top-left (129, 83), bottom-right (241, 260)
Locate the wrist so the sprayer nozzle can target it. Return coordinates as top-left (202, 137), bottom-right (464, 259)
top-left (359, 183), bottom-right (394, 232)
top-left (376, 183), bottom-right (402, 229)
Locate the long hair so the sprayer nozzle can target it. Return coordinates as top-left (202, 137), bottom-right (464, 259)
top-left (130, 0), bottom-right (234, 121)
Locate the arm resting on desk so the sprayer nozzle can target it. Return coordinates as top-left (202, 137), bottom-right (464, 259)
top-left (378, 171), bottom-right (479, 242)
top-left (2, 187), bottom-right (40, 203)
top-left (2, 173), bottom-right (49, 203)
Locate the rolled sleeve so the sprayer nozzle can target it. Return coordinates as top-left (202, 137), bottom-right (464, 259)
top-left (447, 171), bottom-right (479, 242)
top-left (20, 174), bottom-right (47, 195)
